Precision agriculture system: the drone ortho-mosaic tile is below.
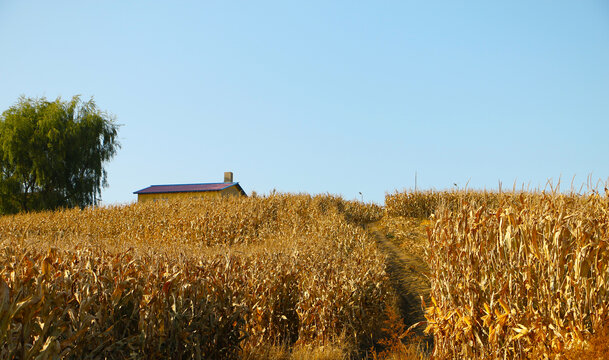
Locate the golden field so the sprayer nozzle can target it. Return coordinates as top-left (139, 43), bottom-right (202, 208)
top-left (386, 189), bottom-right (609, 359)
top-left (0, 195), bottom-right (390, 359)
top-left (2, 189), bottom-right (609, 359)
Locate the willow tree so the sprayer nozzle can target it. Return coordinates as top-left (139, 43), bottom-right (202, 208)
top-left (0, 96), bottom-right (120, 213)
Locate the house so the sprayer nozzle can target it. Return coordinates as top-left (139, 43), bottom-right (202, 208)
top-left (133, 172), bottom-right (247, 202)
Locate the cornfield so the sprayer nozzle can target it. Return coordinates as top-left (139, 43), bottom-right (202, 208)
top-left (8, 185), bottom-right (605, 359)
top-left (385, 189), bottom-right (501, 219)
top-left (0, 194), bottom-right (389, 359)
top-left (419, 190), bottom-right (609, 358)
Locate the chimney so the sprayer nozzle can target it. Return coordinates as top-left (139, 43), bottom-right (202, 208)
top-left (224, 171), bottom-right (233, 183)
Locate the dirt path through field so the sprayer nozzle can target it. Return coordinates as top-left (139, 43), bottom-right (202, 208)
top-left (368, 221), bottom-right (432, 345)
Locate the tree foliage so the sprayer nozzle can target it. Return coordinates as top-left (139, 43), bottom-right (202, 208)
top-left (0, 95), bottom-right (120, 213)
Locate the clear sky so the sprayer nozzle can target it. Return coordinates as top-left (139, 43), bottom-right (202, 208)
top-left (1, 1), bottom-right (608, 204)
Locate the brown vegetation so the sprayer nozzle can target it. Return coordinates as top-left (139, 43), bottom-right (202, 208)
top-left (385, 189), bottom-right (609, 359)
top-left (4, 187), bottom-right (606, 359)
top-left (0, 194), bottom-right (388, 359)
top-left (385, 189), bottom-right (501, 219)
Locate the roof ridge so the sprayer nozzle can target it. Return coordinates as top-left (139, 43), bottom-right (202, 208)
top-left (133, 182), bottom-right (240, 195)
top-left (146, 181), bottom-right (235, 187)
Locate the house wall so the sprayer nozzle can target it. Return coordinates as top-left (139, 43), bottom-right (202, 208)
top-left (220, 185), bottom-right (244, 197)
top-left (137, 187), bottom-right (243, 202)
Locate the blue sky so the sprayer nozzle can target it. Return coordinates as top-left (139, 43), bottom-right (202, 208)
top-left (1, 1), bottom-right (608, 204)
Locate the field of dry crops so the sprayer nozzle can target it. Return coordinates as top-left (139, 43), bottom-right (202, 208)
top-left (386, 189), bottom-right (609, 359)
top-left (3, 188), bottom-right (608, 359)
top-left (0, 194), bottom-right (389, 359)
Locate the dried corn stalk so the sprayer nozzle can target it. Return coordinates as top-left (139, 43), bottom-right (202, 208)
top-left (0, 194), bottom-right (390, 359)
top-left (423, 191), bottom-right (609, 359)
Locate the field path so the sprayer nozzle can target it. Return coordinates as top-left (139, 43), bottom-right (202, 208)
top-left (368, 221), bottom-right (432, 344)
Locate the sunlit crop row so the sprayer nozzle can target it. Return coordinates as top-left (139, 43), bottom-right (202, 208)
top-left (385, 189), bottom-right (501, 218)
top-left (0, 194), bottom-right (388, 359)
top-left (416, 190), bottom-right (609, 358)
